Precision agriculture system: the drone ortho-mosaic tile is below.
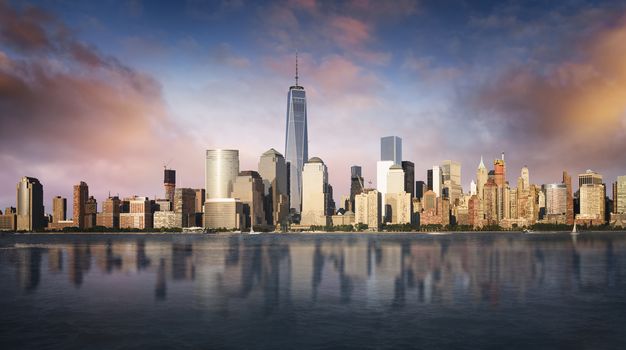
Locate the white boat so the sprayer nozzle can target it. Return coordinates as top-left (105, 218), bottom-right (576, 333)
top-left (249, 226), bottom-right (259, 235)
top-left (523, 229), bottom-right (535, 234)
top-left (571, 223), bottom-right (579, 235)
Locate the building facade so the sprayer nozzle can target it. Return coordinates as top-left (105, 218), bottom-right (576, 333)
top-left (16, 177), bottom-right (44, 231)
top-left (205, 149), bottom-right (240, 200)
top-left (300, 157), bottom-right (329, 227)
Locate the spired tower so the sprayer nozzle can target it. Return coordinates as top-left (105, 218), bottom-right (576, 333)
top-left (284, 53), bottom-right (308, 217)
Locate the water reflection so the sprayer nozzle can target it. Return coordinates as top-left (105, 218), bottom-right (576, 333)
top-left (1, 233), bottom-right (625, 308)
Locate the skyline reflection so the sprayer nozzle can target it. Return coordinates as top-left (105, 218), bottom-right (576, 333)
top-left (1, 233), bottom-right (623, 309)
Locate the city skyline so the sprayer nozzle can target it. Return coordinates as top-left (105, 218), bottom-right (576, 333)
top-left (2, 1), bottom-right (626, 212)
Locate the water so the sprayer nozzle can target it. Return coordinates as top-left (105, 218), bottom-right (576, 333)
top-left (1, 232), bottom-right (625, 349)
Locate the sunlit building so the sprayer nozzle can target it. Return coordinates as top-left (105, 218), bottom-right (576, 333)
top-left (16, 176), bottom-right (44, 231)
top-left (205, 149), bottom-right (239, 200)
top-left (300, 157), bottom-right (329, 227)
top-left (354, 189), bottom-right (381, 230)
top-left (258, 149), bottom-right (289, 227)
top-left (232, 171), bottom-right (266, 229)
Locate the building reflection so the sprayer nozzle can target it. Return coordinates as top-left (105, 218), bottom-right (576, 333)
top-left (0, 234), bottom-right (624, 310)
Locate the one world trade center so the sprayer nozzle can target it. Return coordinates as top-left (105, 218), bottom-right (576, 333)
top-left (284, 54), bottom-right (308, 219)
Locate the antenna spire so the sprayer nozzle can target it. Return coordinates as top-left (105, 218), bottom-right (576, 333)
top-left (295, 50), bottom-right (299, 86)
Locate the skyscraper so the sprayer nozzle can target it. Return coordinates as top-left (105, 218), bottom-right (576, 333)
top-left (205, 149), bottom-right (240, 199)
top-left (615, 175), bottom-right (626, 214)
top-left (164, 168), bottom-right (176, 203)
top-left (73, 181), bottom-right (89, 229)
top-left (16, 176), bottom-right (44, 231)
top-left (432, 165), bottom-right (442, 197)
top-left (578, 169), bottom-right (603, 187)
top-left (300, 157), bottom-right (329, 227)
top-left (494, 153), bottom-right (506, 187)
top-left (401, 161), bottom-right (415, 197)
top-left (232, 171), bottom-right (266, 229)
top-left (284, 54), bottom-right (308, 216)
top-left (258, 149), bottom-right (289, 227)
top-left (349, 165), bottom-right (364, 212)
top-left (563, 171), bottom-right (574, 225)
top-left (476, 156), bottom-right (488, 199)
top-left (520, 166), bottom-right (530, 190)
top-left (52, 196), bottom-right (66, 223)
top-left (381, 136), bottom-right (402, 164)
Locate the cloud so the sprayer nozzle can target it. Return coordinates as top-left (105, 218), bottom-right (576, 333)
top-left (463, 13), bottom-right (626, 182)
top-left (0, 2), bottom-right (200, 212)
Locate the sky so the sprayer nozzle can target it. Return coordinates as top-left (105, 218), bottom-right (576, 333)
top-left (2, 0), bottom-right (626, 214)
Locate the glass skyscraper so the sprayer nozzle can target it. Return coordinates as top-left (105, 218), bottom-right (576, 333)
top-left (381, 136), bottom-right (402, 164)
top-left (284, 59), bottom-right (308, 215)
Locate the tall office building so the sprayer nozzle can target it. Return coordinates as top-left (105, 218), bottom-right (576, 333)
top-left (432, 165), bottom-right (442, 197)
top-left (385, 165), bottom-right (411, 224)
top-left (52, 196), bottom-right (66, 223)
top-left (205, 149), bottom-right (239, 199)
top-left (545, 183), bottom-right (567, 215)
top-left (476, 156), bottom-right (488, 199)
top-left (615, 175), bottom-right (626, 214)
top-left (85, 196), bottom-right (97, 228)
top-left (16, 176), bottom-right (44, 231)
top-left (355, 189), bottom-right (382, 230)
top-left (164, 168), bottom-right (176, 203)
top-left (381, 136), bottom-right (402, 164)
top-left (259, 149), bottom-right (289, 227)
top-left (349, 165), bottom-right (364, 212)
top-left (441, 160), bottom-right (462, 204)
top-left (73, 181), bottom-right (89, 229)
top-left (300, 157), bottom-right (329, 227)
top-left (120, 196), bottom-right (153, 229)
top-left (579, 183), bottom-right (605, 223)
top-left (563, 171), bottom-right (574, 225)
top-left (494, 153), bottom-right (506, 187)
top-left (401, 161), bottom-right (415, 197)
top-left (97, 196), bottom-right (121, 229)
top-left (174, 188), bottom-right (196, 228)
top-left (232, 171), bottom-right (266, 229)
top-left (415, 181), bottom-right (426, 200)
top-left (284, 54), bottom-right (308, 215)
top-left (578, 170), bottom-right (603, 187)
top-left (520, 166), bottom-right (530, 190)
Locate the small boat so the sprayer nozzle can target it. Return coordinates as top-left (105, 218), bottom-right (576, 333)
top-left (571, 223), bottom-right (579, 235)
top-left (249, 226), bottom-right (259, 235)
top-left (523, 229), bottom-right (535, 234)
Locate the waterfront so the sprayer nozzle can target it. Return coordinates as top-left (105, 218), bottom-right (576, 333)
top-left (1, 232), bottom-right (626, 349)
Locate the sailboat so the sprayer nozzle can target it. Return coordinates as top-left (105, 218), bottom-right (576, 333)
top-left (571, 222), bottom-right (578, 235)
top-left (249, 225), bottom-right (259, 235)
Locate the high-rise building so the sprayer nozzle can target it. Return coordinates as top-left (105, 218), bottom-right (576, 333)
top-left (232, 171), bottom-right (265, 229)
top-left (376, 160), bottom-right (394, 195)
top-left (415, 181), bottom-right (426, 200)
top-left (16, 177), bottom-right (44, 231)
top-left (483, 178), bottom-right (498, 225)
top-left (96, 196), bottom-right (120, 229)
top-left (545, 183), bottom-right (567, 215)
top-left (355, 189), bottom-right (381, 230)
top-left (120, 196), bottom-right (152, 229)
top-left (521, 166), bottom-right (530, 190)
top-left (0, 207), bottom-right (17, 231)
top-left (52, 196), bottom-right (66, 223)
top-left (205, 149), bottom-right (240, 199)
top-left (258, 149), bottom-right (289, 228)
top-left (380, 136), bottom-right (402, 164)
top-left (470, 180), bottom-right (477, 196)
top-left (300, 157), bottom-right (329, 227)
top-left (476, 156), bottom-right (488, 199)
top-left (578, 170), bottom-right (603, 187)
top-left (85, 196), bottom-right (97, 228)
top-left (73, 181), bottom-right (89, 229)
top-left (441, 160), bottom-right (462, 205)
top-left (432, 165), bottom-right (442, 197)
top-left (284, 55), bottom-right (308, 216)
top-left (203, 198), bottom-right (244, 230)
top-left (563, 171), bottom-right (574, 225)
top-left (174, 188), bottom-right (196, 228)
top-left (427, 169), bottom-right (433, 191)
top-left (615, 175), bottom-right (626, 214)
top-left (164, 168), bottom-right (176, 203)
top-left (349, 165), bottom-right (364, 212)
top-left (494, 153), bottom-right (506, 187)
top-left (401, 161), bottom-right (415, 197)
top-left (578, 183), bottom-right (605, 224)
